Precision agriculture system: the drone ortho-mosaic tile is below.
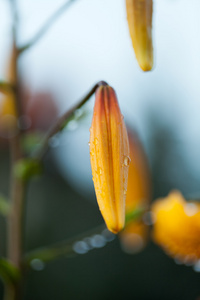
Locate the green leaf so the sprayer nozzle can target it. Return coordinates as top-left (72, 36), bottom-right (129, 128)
top-left (14, 158), bottom-right (42, 181)
top-left (0, 258), bottom-right (20, 285)
top-left (0, 195), bottom-right (10, 216)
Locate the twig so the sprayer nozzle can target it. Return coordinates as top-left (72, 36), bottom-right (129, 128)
top-left (24, 223), bottom-right (107, 266)
top-left (19, 0), bottom-right (79, 54)
top-left (34, 81), bottom-right (107, 160)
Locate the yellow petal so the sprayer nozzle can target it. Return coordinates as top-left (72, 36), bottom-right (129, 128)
top-left (90, 85), bottom-right (129, 233)
top-left (151, 191), bottom-right (200, 264)
top-left (126, 0), bottom-right (153, 71)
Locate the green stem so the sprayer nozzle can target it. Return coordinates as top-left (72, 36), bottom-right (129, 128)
top-left (24, 223), bottom-right (107, 266)
top-left (34, 81), bottom-right (107, 160)
top-left (19, 0), bottom-right (79, 54)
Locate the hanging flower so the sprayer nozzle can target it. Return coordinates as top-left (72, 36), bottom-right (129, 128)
top-left (126, 0), bottom-right (153, 71)
top-left (120, 130), bottom-right (151, 253)
top-left (90, 84), bottom-right (130, 234)
top-left (152, 191), bottom-right (200, 264)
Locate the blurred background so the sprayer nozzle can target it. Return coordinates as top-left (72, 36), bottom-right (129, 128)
top-left (0, 0), bottom-right (200, 299)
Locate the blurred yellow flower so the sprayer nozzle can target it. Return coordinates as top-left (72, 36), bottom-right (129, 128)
top-left (90, 84), bottom-right (129, 234)
top-left (152, 191), bottom-right (200, 264)
top-left (126, 0), bottom-right (153, 71)
top-left (120, 130), bottom-right (151, 253)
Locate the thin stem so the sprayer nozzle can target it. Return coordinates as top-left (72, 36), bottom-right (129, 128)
top-left (8, 138), bottom-right (25, 268)
top-left (19, 0), bottom-right (79, 54)
top-left (34, 81), bottom-right (107, 161)
top-left (24, 223), bottom-right (107, 266)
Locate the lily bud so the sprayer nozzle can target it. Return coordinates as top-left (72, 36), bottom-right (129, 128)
top-left (90, 84), bottom-right (129, 234)
top-left (126, 0), bottom-right (153, 71)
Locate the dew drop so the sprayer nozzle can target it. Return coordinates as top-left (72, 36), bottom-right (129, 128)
top-left (74, 108), bottom-right (83, 118)
top-left (67, 120), bottom-right (78, 131)
top-left (88, 142), bottom-right (90, 146)
top-left (124, 190), bottom-right (127, 195)
top-left (96, 167), bottom-right (102, 175)
top-left (73, 241), bottom-right (89, 254)
top-left (30, 259), bottom-right (45, 271)
top-left (124, 156), bottom-right (131, 167)
top-left (94, 138), bottom-right (98, 145)
top-left (90, 150), bottom-right (94, 156)
top-left (90, 234), bottom-right (106, 248)
top-left (101, 229), bottom-right (115, 242)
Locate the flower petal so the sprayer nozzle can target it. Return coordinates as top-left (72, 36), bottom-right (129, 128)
top-left (126, 0), bottom-right (153, 71)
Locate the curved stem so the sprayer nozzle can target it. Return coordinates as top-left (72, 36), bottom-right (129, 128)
top-left (34, 81), bottom-right (107, 160)
top-left (19, 0), bottom-right (79, 54)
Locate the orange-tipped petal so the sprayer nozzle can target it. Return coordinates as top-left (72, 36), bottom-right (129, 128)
top-left (126, 0), bottom-right (153, 71)
top-left (90, 85), bottom-right (130, 234)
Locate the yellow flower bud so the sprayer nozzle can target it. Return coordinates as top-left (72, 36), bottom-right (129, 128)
top-left (126, 0), bottom-right (153, 71)
top-left (90, 84), bottom-right (129, 234)
top-left (152, 191), bottom-right (200, 264)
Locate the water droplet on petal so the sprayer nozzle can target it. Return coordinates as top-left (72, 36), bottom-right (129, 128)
top-left (88, 142), bottom-right (90, 146)
top-left (90, 150), bottom-right (94, 156)
top-left (30, 259), bottom-right (45, 271)
top-left (94, 138), bottom-right (98, 145)
top-left (96, 167), bottom-right (102, 175)
top-left (124, 156), bottom-right (131, 167)
top-left (124, 190), bottom-right (127, 195)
